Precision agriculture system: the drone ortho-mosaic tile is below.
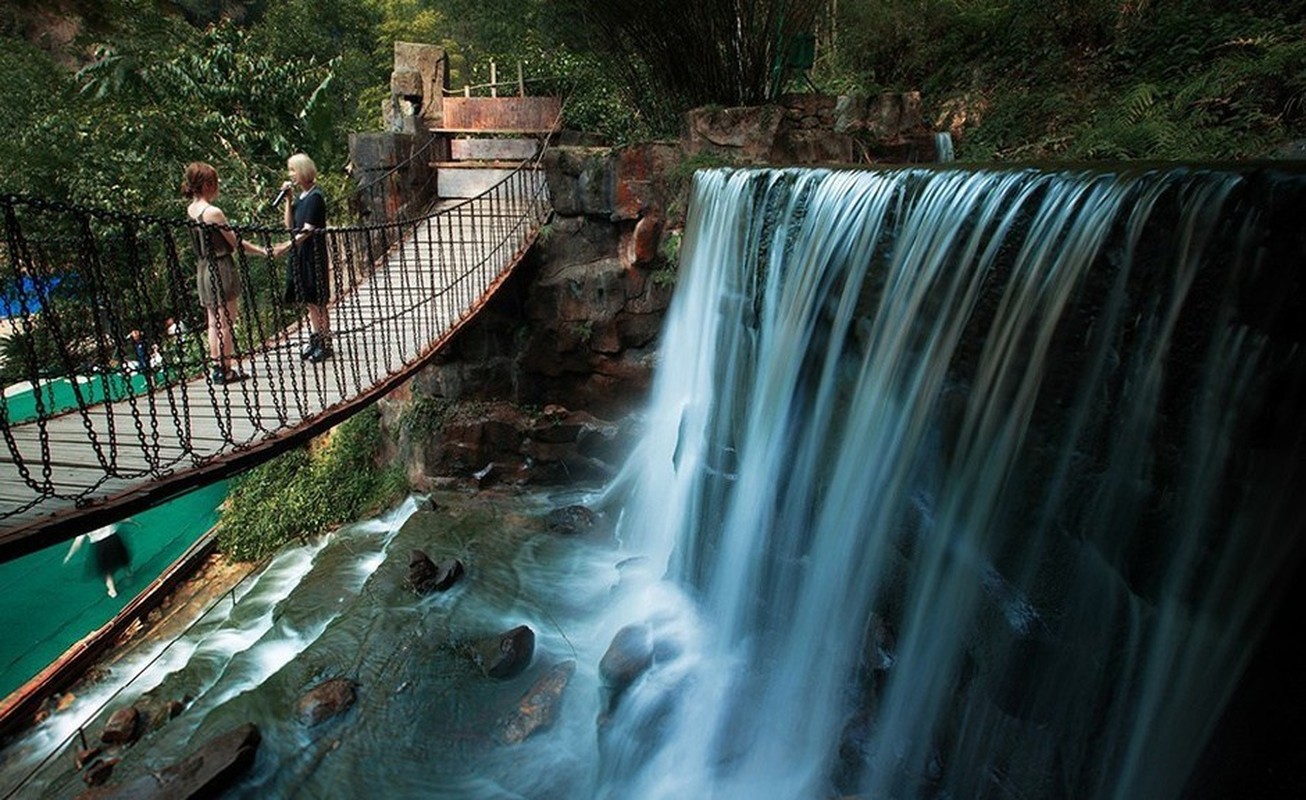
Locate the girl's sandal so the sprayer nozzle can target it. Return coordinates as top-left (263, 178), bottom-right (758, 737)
top-left (211, 367), bottom-right (248, 385)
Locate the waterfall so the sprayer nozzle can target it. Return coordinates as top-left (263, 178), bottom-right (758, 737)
top-left (600, 166), bottom-right (1305, 799)
top-left (935, 132), bottom-right (955, 163)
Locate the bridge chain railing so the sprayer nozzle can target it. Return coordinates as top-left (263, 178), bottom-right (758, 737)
top-left (0, 150), bottom-right (550, 523)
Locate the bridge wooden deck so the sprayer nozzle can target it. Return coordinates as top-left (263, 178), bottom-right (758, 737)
top-left (1, 172), bottom-right (548, 561)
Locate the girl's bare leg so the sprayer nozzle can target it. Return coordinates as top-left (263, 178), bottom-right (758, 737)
top-left (220, 298), bottom-right (239, 369)
top-left (309, 303), bottom-right (329, 338)
top-left (206, 307), bottom-right (222, 364)
top-left (206, 299), bottom-right (239, 373)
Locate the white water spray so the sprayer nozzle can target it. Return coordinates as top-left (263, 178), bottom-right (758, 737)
top-left (599, 167), bottom-right (1304, 799)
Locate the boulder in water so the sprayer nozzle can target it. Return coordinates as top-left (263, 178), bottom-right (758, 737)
top-left (407, 550), bottom-right (438, 592)
top-left (75, 723), bottom-right (260, 800)
top-left (75, 746), bottom-right (102, 770)
top-left (297, 678), bottom-right (357, 726)
top-left (600, 624), bottom-right (653, 690)
top-left (598, 623), bottom-right (654, 718)
top-left (81, 757), bottom-right (118, 787)
top-left (131, 695), bottom-right (187, 737)
top-left (99, 706), bottom-right (139, 745)
top-left (407, 550), bottom-right (465, 595)
top-left (433, 558), bottom-right (466, 591)
top-left (545, 505), bottom-right (596, 535)
top-left (501, 660), bottom-right (576, 744)
top-left (471, 625), bottom-right (535, 679)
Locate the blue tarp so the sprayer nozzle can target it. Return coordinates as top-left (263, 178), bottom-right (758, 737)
top-left (1, 275), bottom-right (61, 318)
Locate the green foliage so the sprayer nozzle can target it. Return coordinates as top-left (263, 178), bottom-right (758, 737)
top-left (817, 0), bottom-right (1306, 162)
top-left (399, 395), bottom-right (455, 438)
top-left (0, 1), bottom-right (376, 216)
top-left (657, 229), bottom-right (682, 271)
top-left (651, 265), bottom-right (677, 288)
top-left (543, 49), bottom-right (653, 144)
top-left (570, 320), bottom-right (594, 343)
top-left (218, 407), bottom-right (407, 561)
top-left (3, 0), bottom-right (1302, 212)
top-left (73, 24), bottom-right (345, 209)
top-left (0, 296), bottom-right (98, 384)
top-left (552, 0), bottom-right (828, 135)
top-left (1059, 15), bottom-right (1306, 160)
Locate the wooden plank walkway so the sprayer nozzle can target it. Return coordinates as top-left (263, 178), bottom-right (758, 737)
top-left (0, 177), bottom-right (547, 560)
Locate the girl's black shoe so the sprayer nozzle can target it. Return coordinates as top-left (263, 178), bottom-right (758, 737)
top-left (211, 366), bottom-right (248, 385)
top-left (300, 333), bottom-right (320, 360)
top-left (307, 338), bottom-right (333, 363)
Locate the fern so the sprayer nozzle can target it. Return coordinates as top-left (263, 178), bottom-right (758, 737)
top-left (1122, 83), bottom-right (1159, 123)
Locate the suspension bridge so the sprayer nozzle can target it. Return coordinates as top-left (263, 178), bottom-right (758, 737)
top-left (0, 144), bottom-right (551, 563)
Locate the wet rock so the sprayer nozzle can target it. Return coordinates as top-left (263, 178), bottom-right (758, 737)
top-left (100, 706), bottom-right (139, 745)
top-left (501, 660), bottom-right (576, 744)
top-left (599, 624), bottom-right (654, 714)
top-left (542, 147), bottom-right (614, 217)
top-left (82, 757), bottom-right (118, 786)
top-left (433, 558), bottom-right (465, 591)
top-left (75, 746), bottom-right (102, 770)
top-left (612, 143), bottom-right (683, 222)
top-left (297, 678), bottom-right (357, 726)
top-left (545, 505), bottom-right (596, 535)
top-left (76, 722), bottom-right (261, 800)
top-left (471, 625), bottom-right (535, 679)
top-left (408, 549), bottom-right (466, 595)
top-left (132, 695), bottom-right (187, 736)
top-left (407, 550), bottom-right (439, 592)
top-left (863, 614), bottom-right (896, 674)
top-left (685, 104), bottom-right (783, 161)
top-left (630, 213), bottom-right (662, 266)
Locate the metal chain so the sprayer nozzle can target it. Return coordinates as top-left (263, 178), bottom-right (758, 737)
top-left (0, 154), bottom-right (550, 524)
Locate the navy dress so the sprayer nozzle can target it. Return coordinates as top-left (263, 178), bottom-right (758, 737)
top-left (285, 186), bottom-right (329, 305)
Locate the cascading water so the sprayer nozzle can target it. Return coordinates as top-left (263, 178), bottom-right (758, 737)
top-left (934, 132), bottom-right (955, 163)
top-left (598, 166), bottom-right (1305, 799)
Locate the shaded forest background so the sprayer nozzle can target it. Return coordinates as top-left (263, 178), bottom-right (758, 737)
top-left (2, 0), bottom-right (1304, 220)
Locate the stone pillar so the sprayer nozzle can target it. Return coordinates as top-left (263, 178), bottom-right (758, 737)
top-left (384, 42), bottom-right (449, 134)
top-left (347, 131), bottom-right (441, 223)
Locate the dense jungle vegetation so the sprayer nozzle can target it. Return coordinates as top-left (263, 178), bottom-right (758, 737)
top-left (3, 0), bottom-right (1301, 559)
top-left (2, 0), bottom-right (1303, 219)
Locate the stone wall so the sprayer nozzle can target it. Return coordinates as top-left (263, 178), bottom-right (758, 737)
top-left (384, 41), bottom-right (449, 134)
top-left (376, 141), bottom-right (688, 491)
top-left (685, 92), bottom-right (947, 165)
top-left (374, 93), bottom-right (950, 491)
top-left (347, 131), bottom-right (441, 223)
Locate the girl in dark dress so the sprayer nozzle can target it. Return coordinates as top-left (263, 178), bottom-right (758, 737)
top-left (272, 153), bottom-right (332, 363)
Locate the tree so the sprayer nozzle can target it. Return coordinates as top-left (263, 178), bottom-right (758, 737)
top-left (550, 0), bottom-right (828, 133)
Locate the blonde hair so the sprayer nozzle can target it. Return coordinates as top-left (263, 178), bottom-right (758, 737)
top-left (287, 153), bottom-right (318, 185)
top-left (181, 162), bottom-right (218, 198)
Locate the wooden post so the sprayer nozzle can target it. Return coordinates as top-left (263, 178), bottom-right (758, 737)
top-left (490, 62), bottom-right (498, 98)
top-left (517, 62), bottom-right (525, 97)
top-left (463, 85), bottom-right (470, 98)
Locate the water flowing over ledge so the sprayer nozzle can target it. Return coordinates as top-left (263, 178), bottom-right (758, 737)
top-left (601, 165), bottom-right (1305, 799)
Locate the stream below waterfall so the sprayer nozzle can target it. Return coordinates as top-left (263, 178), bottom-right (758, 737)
top-left (0, 488), bottom-right (631, 799)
